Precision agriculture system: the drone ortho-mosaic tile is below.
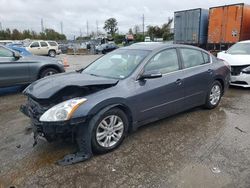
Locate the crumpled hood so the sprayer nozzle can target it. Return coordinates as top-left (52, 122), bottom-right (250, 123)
top-left (217, 52), bottom-right (250, 66)
top-left (24, 72), bottom-right (118, 99)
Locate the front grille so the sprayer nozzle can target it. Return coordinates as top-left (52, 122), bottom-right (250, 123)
top-left (231, 65), bottom-right (249, 76)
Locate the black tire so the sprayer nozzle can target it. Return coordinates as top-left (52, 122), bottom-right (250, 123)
top-left (90, 108), bottom-right (129, 154)
top-left (39, 68), bottom-right (58, 78)
top-left (204, 81), bottom-right (222, 109)
top-left (48, 50), bottom-right (56, 57)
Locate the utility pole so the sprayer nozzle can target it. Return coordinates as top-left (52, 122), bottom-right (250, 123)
top-left (41, 18), bottom-right (44, 32)
top-left (0, 22), bottom-right (2, 31)
top-left (142, 14), bottom-right (145, 37)
top-left (60, 21), bottom-right (63, 34)
top-left (96, 20), bottom-right (99, 36)
top-left (86, 21), bottom-right (89, 36)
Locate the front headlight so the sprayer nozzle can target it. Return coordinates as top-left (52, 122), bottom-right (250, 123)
top-left (242, 66), bottom-right (250, 74)
top-left (39, 98), bottom-right (87, 122)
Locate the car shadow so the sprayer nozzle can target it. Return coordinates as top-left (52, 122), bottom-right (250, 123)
top-left (0, 86), bottom-right (24, 96)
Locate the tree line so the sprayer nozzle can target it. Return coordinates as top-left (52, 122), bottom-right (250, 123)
top-left (102, 17), bottom-right (174, 44)
top-left (0, 28), bottom-right (66, 41)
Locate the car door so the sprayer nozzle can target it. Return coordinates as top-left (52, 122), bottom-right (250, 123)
top-left (40, 41), bottom-right (49, 55)
top-left (132, 48), bottom-right (186, 124)
top-left (178, 48), bottom-right (214, 109)
top-left (0, 46), bottom-right (30, 87)
top-left (28, 42), bottom-right (41, 55)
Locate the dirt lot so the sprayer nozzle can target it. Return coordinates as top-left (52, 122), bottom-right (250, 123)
top-left (0, 55), bottom-right (249, 188)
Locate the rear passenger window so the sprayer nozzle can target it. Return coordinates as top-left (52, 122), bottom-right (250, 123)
top-left (180, 48), bottom-right (205, 68)
top-left (40, 42), bottom-right (48, 47)
top-left (145, 49), bottom-right (179, 74)
top-left (202, 52), bottom-right (210, 64)
top-left (48, 42), bottom-right (57, 46)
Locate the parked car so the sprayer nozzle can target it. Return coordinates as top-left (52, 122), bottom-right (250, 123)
top-left (0, 45), bottom-right (65, 88)
top-left (96, 43), bottom-right (118, 54)
top-left (217, 40), bottom-right (250, 87)
top-left (7, 44), bottom-right (32, 56)
top-left (21, 44), bottom-right (230, 165)
top-left (25, 41), bottom-right (61, 57)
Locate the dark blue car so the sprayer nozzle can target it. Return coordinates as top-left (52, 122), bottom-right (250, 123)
top-left (21, 43), bottom-right (231, 165)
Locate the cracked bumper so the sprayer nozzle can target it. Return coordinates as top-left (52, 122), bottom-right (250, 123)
top-left (230, 73), bottom-right (250, 88)
top-left (20, 104), bottom-right (87, 142)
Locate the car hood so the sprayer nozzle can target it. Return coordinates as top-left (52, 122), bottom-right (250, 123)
top-left (217, 52), bottom-right (250, 66)
top-left (24, 72), bottom-right (119, 99)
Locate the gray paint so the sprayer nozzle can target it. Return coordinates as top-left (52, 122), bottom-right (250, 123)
top-left (174, 8), bottom-right (209, 45)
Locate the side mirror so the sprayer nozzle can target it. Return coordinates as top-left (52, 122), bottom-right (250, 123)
top-left (139, 70), bottom-right (162, 80)
top-left (13, 51), bottom-right (21, 59)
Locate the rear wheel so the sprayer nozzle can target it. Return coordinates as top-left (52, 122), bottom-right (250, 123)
top-left (48, 50), bottom-right (56, 57)
top-left (40, 68), bottom-right (58, 78)
top-left (204, 81), bottom-right (222, 109)
top-left (91, 108), bottom-right (128, 154)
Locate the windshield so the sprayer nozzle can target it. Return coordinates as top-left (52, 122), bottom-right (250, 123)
top-left (227, 43), bottom-right (250, 55)
top-left (83, 49), bottom-right (150, 79)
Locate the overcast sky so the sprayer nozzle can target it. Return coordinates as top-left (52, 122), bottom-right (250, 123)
top-left (0, 0), bottom-right (249, 39)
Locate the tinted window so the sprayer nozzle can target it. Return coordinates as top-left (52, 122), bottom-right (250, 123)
top-left (30, 42), bottom-right (39, 48)
top-left (48, 42), bottom-right (57, 46)
top-left (0, 47), bottom-right (13, 57)
top-left (180, 48), bottom-right (205, 68)
top-left (40, 42), bottom-right (48, 47)
top-left (145, 49), bottom-right (179, 74)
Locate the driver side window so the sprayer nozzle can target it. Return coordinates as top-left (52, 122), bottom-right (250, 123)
top-left (30, 42), bottom-right (40, 48)
top-left (0, 47), bottom-right (13, 57)
top-left (145, 49), bottom-right (180, 74)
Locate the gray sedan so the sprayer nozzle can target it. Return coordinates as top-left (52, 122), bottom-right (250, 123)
top-left (21, 43), bottom-right (230, 165)
top-left (0, 45), bottom-right (65, 88)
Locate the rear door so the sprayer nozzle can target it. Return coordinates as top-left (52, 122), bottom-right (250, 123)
top-left (40, 41), bottom-right (49, 55)
top-left (178, 48), bottom-right (213, 109)
top-left (133, 48), bottom-right (186, 123)
top-left (0, 46), bottom-right (30, 87)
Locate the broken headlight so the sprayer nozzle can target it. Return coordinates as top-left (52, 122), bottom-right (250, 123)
top-left (242, 66), bottom-right (250, 74)
top-left (39, 98), bottom-right (87, 122)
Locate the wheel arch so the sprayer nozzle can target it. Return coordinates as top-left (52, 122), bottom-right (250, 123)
top-left (88, 101), bottom-right (134, 132)
top-left (38, 65), bottom-right (61, 79)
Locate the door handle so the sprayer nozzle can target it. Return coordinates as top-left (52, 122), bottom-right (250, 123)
top-left (175, 79), bottom-right (182, 85)
top-left (207, 69), bottom-right (213, 74)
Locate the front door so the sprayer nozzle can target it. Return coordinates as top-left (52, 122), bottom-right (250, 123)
top-left (132, 48), bottom-right (186, 124)
top-left (0, 46), bottom-right (30, 87)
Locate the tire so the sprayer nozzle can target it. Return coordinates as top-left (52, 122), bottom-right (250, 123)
top-left (40, 68), bottom-right (58, 78)
top-left (204, 81), bottom-right (222, 109)
top-left (48, 50), bottom-right (56, 57)
top-left (90, 108), bottom-right (129, 154)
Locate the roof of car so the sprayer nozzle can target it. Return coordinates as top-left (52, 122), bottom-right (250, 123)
top-left (238, 40), bottom-right (250, 44)
top-left (122, 42), bottom-right (204, 51)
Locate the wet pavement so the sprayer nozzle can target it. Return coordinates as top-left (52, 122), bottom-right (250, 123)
top-left (0, 55), bottom-right (250, 188)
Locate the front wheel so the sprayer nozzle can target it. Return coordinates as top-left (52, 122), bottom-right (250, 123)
top-left (204, 81), bottom-right (222, 109)
top-left (91, 108), bottom-right (129, 154)
top-left (40, 68), bottom-right (58, 78)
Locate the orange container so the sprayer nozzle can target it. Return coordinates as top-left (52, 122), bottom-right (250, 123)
top-left (208, 3), bottom-right (250, 44)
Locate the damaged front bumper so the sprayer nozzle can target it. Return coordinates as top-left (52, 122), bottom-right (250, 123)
top-left (230, 73), bottom-right (250, 88)
top-left (20, 104), bottom-right (87, 142)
